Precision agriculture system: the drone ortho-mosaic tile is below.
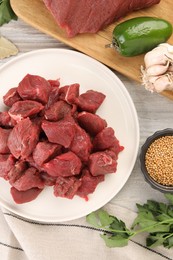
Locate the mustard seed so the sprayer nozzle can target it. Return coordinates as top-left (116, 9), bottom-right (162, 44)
top-left (145, 135), bottom-right (173, 186)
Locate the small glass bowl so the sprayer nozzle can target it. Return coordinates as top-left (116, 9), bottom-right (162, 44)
top-left (140, 128), bottom-right (173, 193)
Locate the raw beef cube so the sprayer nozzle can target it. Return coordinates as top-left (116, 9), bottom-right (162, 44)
top-left (8, 117), bottom-right (40, 159)
top-left (8, 160), bottom-right (28, 186)
top-left (59, 83), bottom-right (80, 104)
top-left (46, 87), bottom-right (60, 109)
top-left (10, 187), bottom-right (43, 204)
top-left (31, 116), bottom-right (44, 128)
top-left (41, 117), bottom-right (75, 148)
top-left (103, 149), bottom-right (118, 161)
top-left (70, 123), bottom-right (92, 162)
top-left (76, 90), bottom-right (105, 113)
top-left (40, 172), bottom-right (57, 186)
top-left (77, 111), bottom-right (107, 136)
top-left (17, 74), bottom-right (51, 104)
top-left (0, 154), bottom-right (16, 180)
top-left (33, 141), bottom-right (62, 166)
top-left (12, 167), bottom-right (45, 191)
top-left (9, 100), bottom-right (44, 122)
top-left (108, 143), bottom-right (124, 158)
top-left (44, 100), bottom-right (72, 121)
top-left (54, 176), bottom-right (82, 199)
top-left (77, 168), bottom-right (105, 200)
top-left (43, 151), bottom-right (82, 177)
top-left (3, 87), bottom-right (21, 107)
top-left (93, 127), bottom-right (120, 151)
top-left (88, 151), bottom-right (117, 176)
top-left (25, 155), bottom-right (45, 172)
top-left (48, 79), bottom-right (60, 88)
top-left (0, 127), bottom-right (11, 154)
top-left (0, 111), bottom-right (16, 128)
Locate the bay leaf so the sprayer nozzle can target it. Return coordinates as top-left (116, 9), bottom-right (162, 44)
top-left (0, 36), bottom-right (18, 59)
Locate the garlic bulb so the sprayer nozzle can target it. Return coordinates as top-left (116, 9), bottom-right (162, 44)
top-left (141, 43), bottom-right (173, 93)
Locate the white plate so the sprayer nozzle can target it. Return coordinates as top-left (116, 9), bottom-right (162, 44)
top-left (0, 49), bottom-right (139, 222)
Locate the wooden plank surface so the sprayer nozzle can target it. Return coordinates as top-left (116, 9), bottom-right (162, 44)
top-left (10, 0), bottom-right (173, 100)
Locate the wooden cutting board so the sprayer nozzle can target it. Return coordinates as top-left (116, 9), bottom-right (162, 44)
top-left (10, 0), bottom-right (173, 99)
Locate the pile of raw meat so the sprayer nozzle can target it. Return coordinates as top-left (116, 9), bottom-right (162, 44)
top-left (42, 0), bottom-right (161, 37)
top-left (0, 74), bottom-right (124, 204)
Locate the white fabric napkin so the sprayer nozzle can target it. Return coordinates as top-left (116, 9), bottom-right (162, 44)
top-left (0, 202), bottom-right (172, 260)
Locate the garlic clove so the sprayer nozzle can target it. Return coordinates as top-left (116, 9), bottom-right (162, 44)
top-left (153, 74), bottom-right (173, 93)
top-left (144, 46), bottom-right (169, 68)
top-left (147, 75), bottom-right (160, 84)
top-left (143, 81), bottom-right (155, 92)
top-left (168, 65), bottom-right (173, 72)
top-left (159, 44), bottom-right (173, 62)
top-left (146, 62), bottom-right (169, 76)
top-left (159, 43), bottom-right (173, 54)
top-left (141, 67), bottom-right (156, 92)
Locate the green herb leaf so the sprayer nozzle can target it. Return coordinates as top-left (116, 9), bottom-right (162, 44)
top-left (86, 209), bottom-right (116, 228)
top-left (86, 211), bottom-right (101, 228)
top-left (147, 200), bottom-right (168, 215)
top-left (97, 210), bottom-right (115, 227)
top-left (147, 233), bottom-right (168, 248)
top-left (147, 232), bottom-right (173, 249)
top-left (165, 193), bottom-right (173, 205)
top-left (110, 217), bottom-right (127, 231)
top-left (0, 0), bottom-right (17, 26)
top-left (132, 204), bottom-right (156, 229)
top-left (164, 235), bottom-right (173, 248)
top-left (167, 206), bottom-right (173, 218)
top-left (86, 194), bottom-right (173, 249)
top-left (101, 234), bottom-right (129, 248)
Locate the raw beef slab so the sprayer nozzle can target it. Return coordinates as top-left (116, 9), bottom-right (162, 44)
top-left (42, 0), bottom-right (161, 37)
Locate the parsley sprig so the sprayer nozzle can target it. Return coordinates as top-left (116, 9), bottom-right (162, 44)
top-left (0, 0), bottom-right (17, 26)
top-left (86, 193), bottom-right (173, 248)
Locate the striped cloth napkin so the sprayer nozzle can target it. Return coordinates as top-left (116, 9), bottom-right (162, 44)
top-left (0, 202), bottom-right (172, 260)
